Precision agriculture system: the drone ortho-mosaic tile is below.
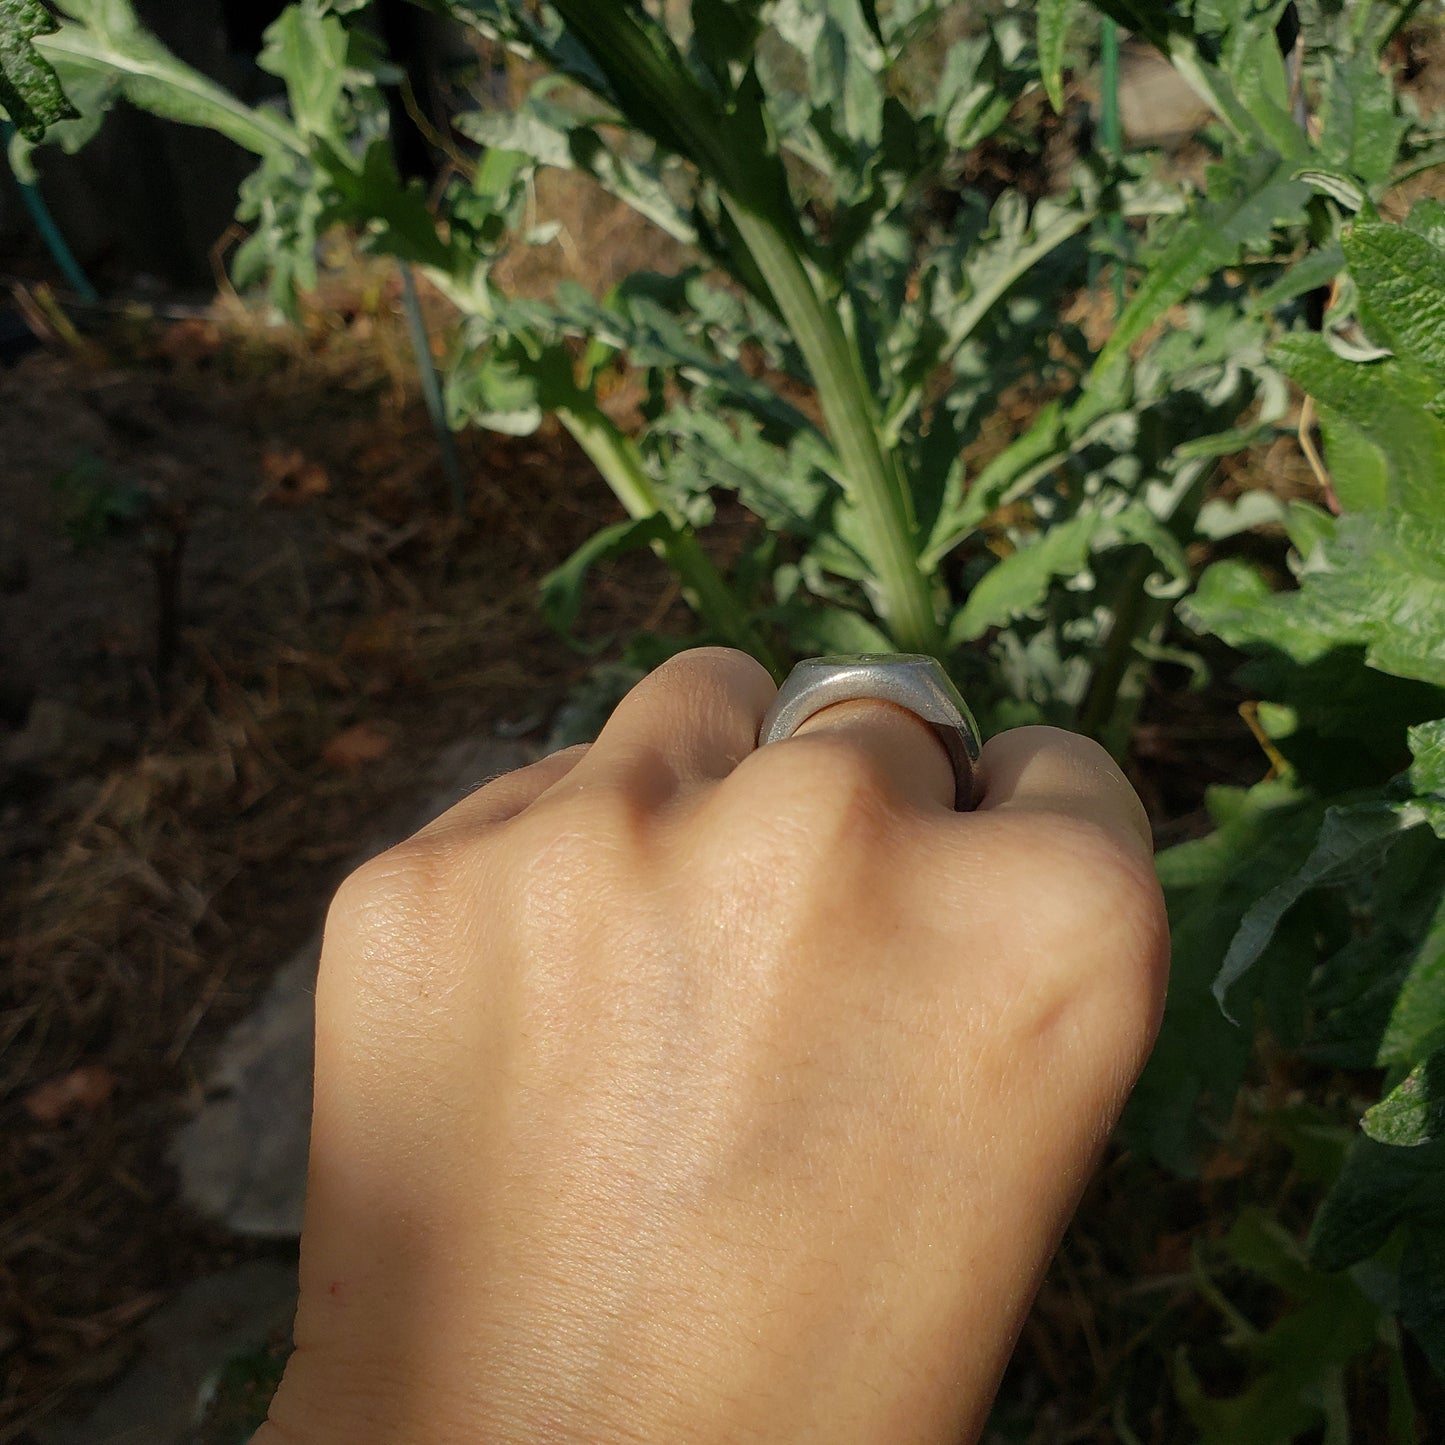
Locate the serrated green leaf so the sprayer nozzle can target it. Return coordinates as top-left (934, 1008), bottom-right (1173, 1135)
top-left (447, 333), bottom-right (581, 437)
top-left (935, 192), bottom-right (1093, 374)
top-left (1081, 156), bottom-right (1312, 412)
top-left (808, 1), bottom-right (883, 151)
top-left (1183, 558), bottom-right (1328, 662)
top-left (1196, 491), bottom-right (1288, 540)
top-left (1282, 498), bottom-right (1335, 561)
top-left (1364, 1052), bottom-right (1445, 1147)
top-left (1405, 198), bottom-right (1445, 249)
top-left (934, 23), bottom-right (1030, 152)
top-left (548, 0), bottom-right (791, 226)
top-left (1127, 779), bottom-right (1318, 1173)
top-left (657, 410), bottom-right (833, 540)
top-left (767, 598), bottom-right (892, 656)
top-left (1311, 1134), bottom-right (1445, 1272)
top-left (1214, 800), bottom-right (1429, 1018)
top-left (1313, 398), bottom-right (1390, 512)
top-left (5, 54), bottom-right (111, 180)
top-left (923, 400), bottom-right (1065, 568)
top-left (0, 0), bottom-right (78, 140)
top-left (1400, 1225), bottom-right (1445, 1379)
top-left (948, 511), bottom-right (1101, 644)
top-left (541, 513), bottom-right (677, 639)
top-left (1250, 243), bottom-right (1345, 317)
top-left (1036, 0), bottom-right (1076, 114)
top-left (1378, 892), bottom-right (1445, 1067)
top-left (1102, 501), bottom-right (1191, 597)
top-left (456, 96), bottom-right (701, 247)
top-left (1187, 514), bottom-right (1445, 688)
top-left (1178, 1205), bottom-right (1384, 1445)
top-left (1272, 333), bottom-right (1445, 517)
top-left (1316, 49), bottom-right (1410, 192)
top-left (1410, 720), bottom-right (1445, 801)
top-left (1344, 222), bottom-right (1445, 392)
top-left (892, 194), bottom-right (1091, 448)
top-left (315, 137), bottom-right (453, 271)
top-left (1215, 0), bottom-right (1299, 150)
top-left (258, 2), bottom-right (349, 141)
top-left (1153, 779), bottom-right (1312, 891)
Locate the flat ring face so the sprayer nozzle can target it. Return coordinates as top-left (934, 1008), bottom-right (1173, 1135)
top-left (757, 654), bottom-right (983, 811)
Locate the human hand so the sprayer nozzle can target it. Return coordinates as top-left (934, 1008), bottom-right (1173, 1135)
top-left (257, 647), bottom-right (1168, 1445)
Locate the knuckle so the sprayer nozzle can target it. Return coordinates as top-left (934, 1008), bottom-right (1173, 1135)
top-left (1043, 817), bottom-right (1159, 927)
top-left (320, 836), bottom-right (499, 1010)
top-left (994, 814), bottom-right (1173, 982)
top-left (646, 646), bottom-right (776, 711)
top-left (1026, 817), bottom-right (1170, 1010)
top-left (660, 644), bottom-right (765, 680)
top-left (744, 732), bottom-right (896, 835)
top-left (324, 839), bottom-right (454, 956)
top-left (511, 781), bottom-right (655, 887)
top-left (693, 738), bottom-right (899, 916)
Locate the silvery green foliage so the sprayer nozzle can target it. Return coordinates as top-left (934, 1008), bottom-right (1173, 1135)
top-left (16, 0), bottom-right (1445, 1425)
top-left (1144, 201), bottom-right (1445, 1417)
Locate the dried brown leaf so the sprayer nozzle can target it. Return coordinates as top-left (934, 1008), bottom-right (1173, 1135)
top-left (320, 721), bottom-right (394, 772)
top-left (23, 1064), bottom-right (116, 1125)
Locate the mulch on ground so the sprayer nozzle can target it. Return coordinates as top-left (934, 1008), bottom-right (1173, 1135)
top-left (0, 267), bottom-right (694, 1440)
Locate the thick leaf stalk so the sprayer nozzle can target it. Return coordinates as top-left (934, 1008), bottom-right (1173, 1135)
top-left (559, 405), bottom-right (783, 678)
top-left (1075, 457), bottom-right (1214, 757)
top-left (728, 210), bottom-right (945, 658)
top-left (548, 0), bottom-right (945, 659)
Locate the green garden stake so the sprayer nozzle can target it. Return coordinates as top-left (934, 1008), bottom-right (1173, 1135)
top-left (0, 116), bottom-right (98, 304)
top-left (399, 261), bottom-right (466, 517)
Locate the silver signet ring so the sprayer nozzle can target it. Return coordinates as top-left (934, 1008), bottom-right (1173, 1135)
top-left (757, 653), bottom-right (983, 811)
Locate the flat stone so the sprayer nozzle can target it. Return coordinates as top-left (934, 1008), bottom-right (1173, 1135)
top-left (170, 734), bottom-right (538, 1237)
top-left (34, 1261), bottom-right (297, 1445)
top-left (1116, 44), bottom-right (1213, 146)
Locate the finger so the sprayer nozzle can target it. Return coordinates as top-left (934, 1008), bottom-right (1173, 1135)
top-left (782, 697), bottom-right (957, 812)
top-left (410, 743), bottom-right (592, 843)
top-left (562, 647), bottom-right (778, 798)
top-left (974, 726), bottom-right (1154, 861)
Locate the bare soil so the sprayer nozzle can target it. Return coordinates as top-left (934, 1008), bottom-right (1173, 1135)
top-left (0, 264), bottom-right (695, 1441)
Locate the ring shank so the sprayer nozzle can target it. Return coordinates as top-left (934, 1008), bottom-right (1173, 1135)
top-left (757, 655), bottom-right (982, 811)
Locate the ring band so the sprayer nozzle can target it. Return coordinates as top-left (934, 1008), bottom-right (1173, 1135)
top-left (758, 654), bottom-right (983, 811)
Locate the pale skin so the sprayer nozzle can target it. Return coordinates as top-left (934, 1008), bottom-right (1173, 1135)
top-left (256, 646), bottom-right (1170, 1445)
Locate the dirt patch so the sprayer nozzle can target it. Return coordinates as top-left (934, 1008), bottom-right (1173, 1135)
top-left (0, 268), bottom-right (692, 1440)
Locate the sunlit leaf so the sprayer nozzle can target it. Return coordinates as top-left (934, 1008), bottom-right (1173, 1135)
top-left (1214, 801), bottom-right (1433, 1018)
top-left (1365, 1052), bottom-right (1445, 1148)
top-left (1036, 0), bottom-right (1076, 114)
top-left (0, 0), bottom-right (78, 139)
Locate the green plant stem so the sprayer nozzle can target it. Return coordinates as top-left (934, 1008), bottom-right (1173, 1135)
top-left (1099, 17), bottom-right (1126, 316)
top-left (545, 0), bottom-right (944, 661)
top-left (1074, 458), bottom-right (1215, 758)
top-left (726, 207), bottom-right (945, 659)
top-left (0, 118), bottom-right (98, 302)
top-left (1075, 546), bottom-right (1162, 758)
top-left (558, 405), bottom-right (783, 679)
top-left (398, 263), bottom-right (466, 516)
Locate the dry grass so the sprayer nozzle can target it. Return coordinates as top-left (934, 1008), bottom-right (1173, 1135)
top-left (0, 257), bottom-right (695, 1438)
